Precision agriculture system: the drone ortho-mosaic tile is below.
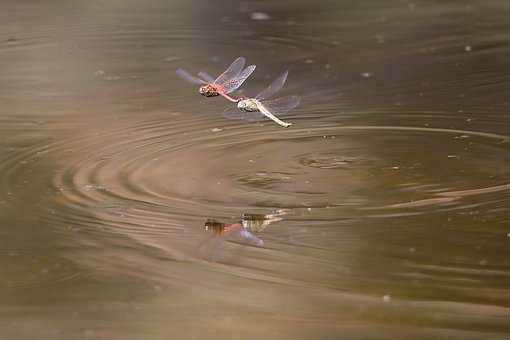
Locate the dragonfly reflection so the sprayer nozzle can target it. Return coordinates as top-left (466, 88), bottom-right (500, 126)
top-left (199, 211), bottom-right (287, 260)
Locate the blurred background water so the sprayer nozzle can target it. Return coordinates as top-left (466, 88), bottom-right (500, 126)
top-left (1, 0), bottom-right (510, 339)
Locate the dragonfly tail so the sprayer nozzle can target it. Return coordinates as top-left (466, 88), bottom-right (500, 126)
top-left (258, 104), bottom-right (292, 127)
top-left (219, 92), bottom-right (240, 103)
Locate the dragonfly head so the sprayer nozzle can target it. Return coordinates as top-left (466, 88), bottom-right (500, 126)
top-left (204, 219), bottom-right (225, 235)
top-left (199, 84), bottom-right (219, 97)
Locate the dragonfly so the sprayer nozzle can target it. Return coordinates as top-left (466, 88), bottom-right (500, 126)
top-left (227, 70), bottom-right (300, 127)
top-left (204, 220), bottom-right (264, 247)
top-left (176, 57), bottom-right (255, 103)
top-left (197, 210), bottom-right (288, 260)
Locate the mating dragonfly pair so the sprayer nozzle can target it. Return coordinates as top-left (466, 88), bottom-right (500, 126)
top-left (199, 210), bottom-right (286, 259)
top-left (176, 57), bottom-right (300, 128)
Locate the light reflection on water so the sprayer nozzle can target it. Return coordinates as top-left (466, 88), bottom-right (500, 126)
top-left (1, 0), bottom-right (510, 339)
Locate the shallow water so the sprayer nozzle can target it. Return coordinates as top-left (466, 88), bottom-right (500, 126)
top-left (1, 0), bottom-right (510, 339)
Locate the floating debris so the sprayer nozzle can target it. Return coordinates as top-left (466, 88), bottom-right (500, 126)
top-left (237, 171), bottom-right (292, 188)
top-left (375, 35), bottom-right (385, 44)
top-left (250, 12), bottom-right (271, 21)
top-left (83, 184), bottom-right (109, 192)
top-left (300, 154), bottom-right (358, 169)
top-left (164, 56), bottom-right (181, 62)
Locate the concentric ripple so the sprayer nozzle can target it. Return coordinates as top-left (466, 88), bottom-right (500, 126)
top-left (29, 117), bottom-right (509, 326)
top-left (42, 117), bottom-right (510, 236)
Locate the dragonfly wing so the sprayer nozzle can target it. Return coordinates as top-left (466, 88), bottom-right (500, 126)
top-left (176, 68), bottom-right (206, 85)
top-left (223, 108), bottom-right (265, 122)
top-left (227, 228), bottom-right (264, 247)
top-left (213, 57), bottom-right (246, 86)
top-left (255, 70), bottom-right (288, 100)
top-left (221, 65), bottom-right (256, 94)
top-left (197, 71), bottom-right (215, 83)
top-left (261, 95), bottom-right (301, 114)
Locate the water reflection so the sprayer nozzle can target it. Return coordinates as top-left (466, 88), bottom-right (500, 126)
top-left (203, 211), bottom-right (286, 249)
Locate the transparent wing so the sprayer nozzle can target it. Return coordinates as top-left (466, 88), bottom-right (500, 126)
top-left (176, 68), bottom-right (206, 85)
top-left (228, 228), bottom-right (263, 246)
top-left (197, 71), bottom-right (215, 83)
top-left (223, 107), bottom-right (266, 122)
top-left (213, 57), bottom-right (246, 86)
top-left (221, 65), bottom-right (256, 94)
top-left (260, 95), bottom-right (300, 114)
top-left (198, 223), bottom-right (263, 259)
top-left (255, 70), bottom-right (288, 100)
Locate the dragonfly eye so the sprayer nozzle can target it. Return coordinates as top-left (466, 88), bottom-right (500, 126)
top-left (199, 84), bottom-right (218, 97)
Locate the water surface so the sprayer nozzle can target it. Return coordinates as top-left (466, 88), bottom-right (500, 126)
top-left (1, 0), bottom-right (510, 339)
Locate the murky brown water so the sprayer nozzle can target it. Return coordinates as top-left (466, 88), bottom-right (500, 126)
top-left (2, 0), bottom-right (510, 339)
